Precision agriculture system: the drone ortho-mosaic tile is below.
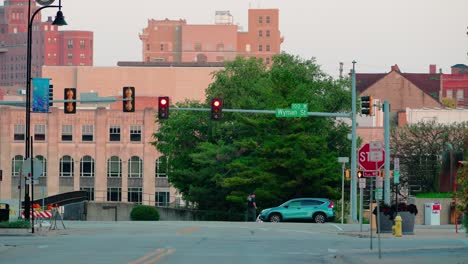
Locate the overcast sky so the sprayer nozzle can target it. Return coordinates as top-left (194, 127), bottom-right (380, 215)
top-left (5, 0), bottom-right (468, 76)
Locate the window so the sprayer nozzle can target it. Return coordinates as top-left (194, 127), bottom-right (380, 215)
top-left (130, 125), bottom-right (142, 142)
top-left (160, 43), bottom-right (164, 51)
top-left (266, 45), bottom-right (270, 52)
top-left (80, 40), bottom-right (85, 49)
top-left (266, 16), bottom-right (271, 23)
top-left (34, 124), bottom-right (46, 141)
top-left (128, 156), bottom-right (143, 178)
top-left (128, 188), bottom-right (143, 204)
top-left (107, 187), bottom-right (121, 202)
top-left (156, 156), bottom-right (168, 178)
top-left (258, 45), bottom-right (263, 52)
top-left (82, 125), bottom-right (94, 142)
top-left (155, 192), bottom-right (170, 206)
top-left (80, 156), bottom-right (95, 177)
top-left (62, 125), bottom-right (73, 141)
top-left (301, 200), bottom-right (324, 206)
top-left (109, 126), bottom-right (120, 142)
top-left (457, 89), bottom-right (464, 102)
top-left (35, 155), bottom-right (47, 177)
top-left (11, 155), bottom-right (24, 177)
top-left (107, 156), bottom-right (122, 177)
top-left (258, 30), bottom-right (263, 37)
top-left (67, 40), bottom-right (73, 49)
top-left (446, 89), bottom-right (453, 98)
top-left (67, 53), bottom-right (73, 59)
top-left (14, 124), bottom-right (25, 141)
top-left (266, 30), bottom-right (270, 37)
top-left (258, 16), bottom-right (263, 23)
top-left (80, 54), bottom-right (85, 59)
top-left (60, 155), bottom-right (74, 177)
top-left (80, 187), bottom-right (94, 201)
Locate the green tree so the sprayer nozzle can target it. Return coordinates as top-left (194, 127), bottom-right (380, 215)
top-left (153, 54), bottom-right (352, 219)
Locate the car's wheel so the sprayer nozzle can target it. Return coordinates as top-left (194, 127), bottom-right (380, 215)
top-left (269, 213), bottom-right (282, 223)
top-left (313, 212), bottom-right (326, 223)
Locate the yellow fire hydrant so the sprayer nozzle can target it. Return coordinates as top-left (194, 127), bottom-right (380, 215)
top-left (393, 215), bottom-right (403, 237)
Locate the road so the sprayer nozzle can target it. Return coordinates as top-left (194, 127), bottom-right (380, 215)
top-left (0, 221), bottom-right (467, 264)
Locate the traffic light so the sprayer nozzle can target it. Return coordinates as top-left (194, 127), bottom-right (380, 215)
top-left (345, 169), bottom-right (350, 180)
top-left (158, 96), bottom-right (169, 119)
top-left (64, 88), bottom-right (76, 114)
top-left (211, 98), bottom-right (223, 121)
top-left (123, 86), bottom-right (135, 112)
top-left (49, 84), bottom-right (53, 107)
top-left (357, 170), bottom-right (363, 178)
top-left (360, 95), bottom-right (373, 116)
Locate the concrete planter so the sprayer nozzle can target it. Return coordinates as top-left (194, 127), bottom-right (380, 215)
top-left (376, 212), bottom-right (393, 233)
top-left (376, 211), bottom-right (416, 235)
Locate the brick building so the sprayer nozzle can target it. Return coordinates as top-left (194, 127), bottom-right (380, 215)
top-left (139, 9), bottom-right (283, 64)
top-left (440, 64), bottom-right (468, 108)
top-left (0, 0), bottom-right (93, 87)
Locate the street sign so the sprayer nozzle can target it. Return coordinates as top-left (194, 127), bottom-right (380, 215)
top-left (25, 179), bottom-right (39, 185)
top-left (376, 176), bottom-right (383, 188)
top-left (376, 188), bottom-right (383, 200)
top-left (394, 170), bottom-right (400, 184)
top-left (370, 141), bottom-right (383, 150)
top-left (363, 171), bottom-right (380, 177)
top-left (359, 178), bottom-right (366, 189)
top-left (394, 158), bottom-right (400, 171)
top-left (291, 103), bottom-right (308, 112)
top-left (32, 159), bottom-right (43, 179)
top-left (358, 143), bottom-right (385, 171)
top-left (369, 151), bottom-right (383, 162)
top-left (276, 103), bottom-right (308, 118)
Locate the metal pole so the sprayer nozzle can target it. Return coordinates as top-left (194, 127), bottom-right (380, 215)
top-left (341, 162), bottom-right (345, 224)
top-left (383, 101), bottom-right (391, 204)
top-left (359, 184), bottom-right (363, 232)
top-left (370, 177), bottom-right (374, 250)
top-left (377, 191), bottom-right (381, 259)
top-left (30, 136), bottom-right (34, 233)
top-left (351, 61), bottom-right (358, 222)
top-left (24, 0), bottom-right (33, 222)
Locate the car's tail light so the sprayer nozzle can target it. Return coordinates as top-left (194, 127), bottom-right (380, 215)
top-left (328, 200), bottom-right (334, 208)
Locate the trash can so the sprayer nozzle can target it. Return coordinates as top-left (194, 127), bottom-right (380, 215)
top-left (0, 203), bottom-right (9, 222)
top-left (424, 202), bottom-right (441, 225)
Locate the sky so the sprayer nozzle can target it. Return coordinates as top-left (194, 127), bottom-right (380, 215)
top-left (5, 0), bottom-right (468, 77)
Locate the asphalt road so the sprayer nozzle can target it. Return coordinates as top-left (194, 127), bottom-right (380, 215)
top-left (0, 221), bottom-right (467, 264)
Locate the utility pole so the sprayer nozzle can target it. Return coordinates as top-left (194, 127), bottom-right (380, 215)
top-left (350, 61), bottom-right (358, 222)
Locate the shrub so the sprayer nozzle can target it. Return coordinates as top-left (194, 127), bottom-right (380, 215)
top-left (130, 205), bottom-right (160, 221)
top-left (0, 220), bottom-right (31, 228)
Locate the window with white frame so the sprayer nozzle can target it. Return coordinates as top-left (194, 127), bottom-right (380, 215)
top-left (62, 124), bottom-right (73, 141)
top-left (80, 53), bottom-right (85, 59)
top-left (80, 40), bottom-right (85, 49)
top-left (35, 155), bottom-right (47, 177)
top-left (11, 155), bottom-right (24, 177)
top-left (82, 125), bottom-right (94, 142)
top-left (130, 125), bottom-right (142, 142)
top-left (107, 156), bottom-right (122, 177)
top-left (107, 187), bottom-right (121, 201)
top-left (67, 39), bottom-right (73, 48)
top-left (14, 124), bottom-right (25, 141)
top-left (60, 155), bottom-right (74, 177)
top-left (80, 187), bottom-right (94, 201)
top-left (456, 89), bottom-right (464, 102)
top-left (80, 156), bottom-right (95, 177)
top-left (446, 89), bottom-right (453, 98)
top-left (128, 156), bottom-right (143, 178)
top-left (109, 126), bottom-right (121, 142)
top-left (155, 192), bottom-right (170, 206)
top-left (156, 156), bottom-right (168, 178)
top-left (34, 124), bottom-right (46, 141)
top-left (128, 188), bottom-right (143, 204)
top-left (67, 53), bottom-right (73, 59)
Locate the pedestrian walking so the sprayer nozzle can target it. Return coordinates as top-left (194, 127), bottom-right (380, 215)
top-left (247, 192), bottom-right (257, 222)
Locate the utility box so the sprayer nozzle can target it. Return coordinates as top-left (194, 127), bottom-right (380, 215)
top-left (424, 202), bottom-right (441, 225)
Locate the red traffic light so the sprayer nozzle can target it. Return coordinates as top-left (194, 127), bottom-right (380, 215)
top-left (160, 98), bottom-right (168, 106)
top-left (212, 99), bottom-right (221, 107)
top-left (158, 96), bottom-right (169, 119)
top-left (211, 98), bottom-right (223, 120)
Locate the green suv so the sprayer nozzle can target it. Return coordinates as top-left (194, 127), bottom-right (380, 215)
top-left (258, 198), bottom-right (335, 223)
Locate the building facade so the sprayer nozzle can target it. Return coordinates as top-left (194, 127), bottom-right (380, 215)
top-left (441, 64), bottom-right (468, 108)
top-left (0, 0), bottom-right (93, 87)
top-left (139, 9), bottom-right (283, 64)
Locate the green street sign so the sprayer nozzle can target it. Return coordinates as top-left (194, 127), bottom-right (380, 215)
top-left (376, 188), bottom-right (383, 200)
top-left (276, 108), bottom-right (300, 118)
top-left (394, 170), bottom-right (400, 184)
top-left (291, 103), bottom-right (308, 111)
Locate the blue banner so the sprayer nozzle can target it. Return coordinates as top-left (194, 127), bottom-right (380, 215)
top-left (32, 78), bottom-right (50, 113)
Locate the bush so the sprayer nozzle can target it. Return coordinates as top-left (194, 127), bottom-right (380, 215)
top-left (0, 220), bottom-right (31, 228)
top-left (130, 205), bottom-right (160, 221)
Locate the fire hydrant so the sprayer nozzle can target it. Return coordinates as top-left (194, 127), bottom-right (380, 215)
top-left (393, 215), bottom-right (402, 237)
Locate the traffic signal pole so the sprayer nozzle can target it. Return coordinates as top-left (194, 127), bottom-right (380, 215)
top-left (351, 61), bottom-right (358, 223)
top-left (383, 101), bottom-right (391, 204)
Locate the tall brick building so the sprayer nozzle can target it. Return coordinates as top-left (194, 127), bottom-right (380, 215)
top-left (139, 9), bottom-right (283, 64)
top-left (0, 0), bottom-right (93, 87)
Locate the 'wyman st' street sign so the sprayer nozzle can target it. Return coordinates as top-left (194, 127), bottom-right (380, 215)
top-left (276, 103), bottom-right (308, 118)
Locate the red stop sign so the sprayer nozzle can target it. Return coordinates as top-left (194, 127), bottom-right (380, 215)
top-left (358, 143), bottom-right (385, 171)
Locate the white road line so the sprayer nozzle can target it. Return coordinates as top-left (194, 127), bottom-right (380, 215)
top-left (330, 224), bottom-right (343, 231)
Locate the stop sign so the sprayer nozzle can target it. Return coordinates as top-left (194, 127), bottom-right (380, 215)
top-left (358, 143), bottom-right (385, 171)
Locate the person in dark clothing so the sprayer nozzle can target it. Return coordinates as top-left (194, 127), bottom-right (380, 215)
top-left (247, 192), bottom-right (257, 221)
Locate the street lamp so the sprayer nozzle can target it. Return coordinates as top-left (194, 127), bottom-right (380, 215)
top-left (24, 0), bottom-right (67, 222)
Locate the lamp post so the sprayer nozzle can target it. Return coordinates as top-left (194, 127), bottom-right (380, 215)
top-left (24, 0), bottom-right (67, 222)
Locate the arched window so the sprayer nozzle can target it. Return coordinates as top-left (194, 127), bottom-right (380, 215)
top-left (60, 155), bottom-right (74, 177)
top-left (11, 155), bottom-right (24, 177)
top-left (128, 156), bottom-right (143, 178)
top-left (35, 155), bottom-right (47, 177)
top-left (155, 156), bottom-right (168, 178)
top-left (80, 156), bottom-right (95, 177)
top-left (107, 156), bottom-right (122, 177)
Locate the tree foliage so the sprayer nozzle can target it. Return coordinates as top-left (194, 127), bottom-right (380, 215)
top-left (391, 121), bottom-right (467, 194)
top-left (153, 54), bottom-right (352, 219)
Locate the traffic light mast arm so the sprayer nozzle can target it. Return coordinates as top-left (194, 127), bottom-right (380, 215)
top-left (173, 107), bottom-right (352, 117)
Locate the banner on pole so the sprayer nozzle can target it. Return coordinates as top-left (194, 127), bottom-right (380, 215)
top-left (32, 78), bottom-right (50, 113)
